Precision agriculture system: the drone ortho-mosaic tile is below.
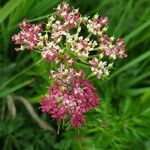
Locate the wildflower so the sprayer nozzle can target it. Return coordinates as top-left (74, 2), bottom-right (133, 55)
top-left (100, 35), bottom-right (127, 59)
top-left (46, 15), bottom-right (56, 30)
top-left (66, 34), bottom-right (98, 57)
top-left (50, 64), bottom-right (83, 82)
top-left (12, 19), bottom-right (43, 51)
top-left (89, 57), bottom-right (113, 79)
top-left (87, 14), bottom-right (108, 35)
top-left (56, 2), bottom-right (71, 16)
top-left (56, 2), bottom-right (81, 29)
top-left (41, 41), bottom-right (60, 62)
top-left (12, 1), bottom-right (128, 128)
top-left (51, 20), bottom-right (67, 43)
top-left (41, 69), bottom-right (99, 128)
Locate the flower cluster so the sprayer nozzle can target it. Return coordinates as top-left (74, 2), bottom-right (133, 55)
top-left (12, 19), bottom-right (43, 51)
top-left (56, 2), bottom-right (81, 29)
top-left (90, 58), bottom-right (113, 79)
top-left (41, 41), bottom-right (60, 62)
top-left (12, 2), bottom-right (127, 128)
top-left (66, 35), bottom-right (98, 57)
top-left (50, 64), bottom-right (83, 81)
top-left (87, 14), bottom-right (108, 35)
top-left (100, 35), bottom-right (127, 59)
top-left (41, 67), bottom-right (99, 127)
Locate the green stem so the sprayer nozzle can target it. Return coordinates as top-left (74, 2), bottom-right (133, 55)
top-left (88, 73), bottom-right (95, 79)
top-left (29, 13), bottom-right (54, 22)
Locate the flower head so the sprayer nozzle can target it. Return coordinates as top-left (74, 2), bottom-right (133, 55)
top-left (66, 34), bottom-right (98, 58)
top-left (12, 19), bottom-right (43, 51)
top-left (41, 69), bottom-right (99, 127)
top-left (89, 57), bottom-right (112, 79)
top-left (100, 35), bottom-right (127, 59)
top-left (56, 2), bottom-right (81, 29)
top-left (41, 41), bottom-right (60, 62)
top-left (87, 14), bottom-right (108, 35)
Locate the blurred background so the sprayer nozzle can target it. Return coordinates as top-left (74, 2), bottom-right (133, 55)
top-left (0, 0), bottom-right (150, 149)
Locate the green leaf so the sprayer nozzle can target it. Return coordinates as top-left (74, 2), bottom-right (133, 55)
top-left (0, 0), bottom-right (23, 24)
top-left (111, 50), bottom-right (150, 78)
top-left (125, 20), bottom-right (150, 43)
top-left (0, 79), bottom-right (34, 98)
top-left (28, 0), bottom-right (60, 18)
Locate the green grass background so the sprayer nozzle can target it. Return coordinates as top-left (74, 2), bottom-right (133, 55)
top-left (0, 0), bottom-right (150, 149)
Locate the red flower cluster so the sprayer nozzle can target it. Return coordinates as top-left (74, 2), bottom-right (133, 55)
top-left (12, 19), bottom-right (42, 51)
top-left (41, 73), bottom-right (99, 127)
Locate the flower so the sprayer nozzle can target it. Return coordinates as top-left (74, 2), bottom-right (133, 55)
top-left (12, 19), bottom-right (42, 51)
top-left (41, 69), bottom-right (99, 128)
top-left (100, 35), bottom-right (127, 59)
top-left (87, 14), bottom-right (108, 35)
top-left (51, 20), bottom-right (67, 43)
top-left (89, 57), bottom-right (113, 79)
top-left (41, 41), bottom-right (60, 62)
top-left (50, 64), bottom-right (84, 82)
top-left (66, 34), bottom-right (98, 57)
top-left (56, 2), bottom-right (81, 29)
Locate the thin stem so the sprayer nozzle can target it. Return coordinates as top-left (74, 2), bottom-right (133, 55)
top-left (87, 33), bottom-right (92, 38)
top-left (57, 122), bottom-right (61, 134)
top-left (29, 13), bottom-right (54, 22)
top-left (88, 73), bottom-right (95, 79)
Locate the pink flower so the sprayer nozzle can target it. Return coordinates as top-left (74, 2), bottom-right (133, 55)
top-left (100, 35), bottom-right (127, 59)
top-left (71, 112), bottom-right (85, 128)
top-left (66, 35), bottom-right (98, 57)
top-left (56, 2), bottom-right (81, 29)
top-left (51, 21), bottom-right (67, 43)
top-left (89, 57), bottom-right (112, 79)
top-left (50, 64), bottom-right (84, 81)
top-left (12, 19), bottom-right (43, 51)
top-left (87, 15), bottom-right (108, 35)
top-left (41, 70), bottom-right (99, 128)
top-left (41, 42), bottom-right (60, 62)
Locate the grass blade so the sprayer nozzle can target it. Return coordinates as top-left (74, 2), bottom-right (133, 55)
top-left (0, 0), bottom-right (23, 24)
top-left (0, 79), bottom-right (34, 98)
top-left (111, 50), bottom-right (150, 78)
top-left (125, 20), bottom-right (150, 43)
